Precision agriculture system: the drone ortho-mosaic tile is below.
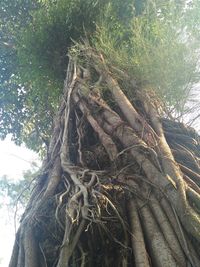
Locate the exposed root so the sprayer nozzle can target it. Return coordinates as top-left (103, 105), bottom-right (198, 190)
top-left (9, 52), bottom-right (200, 267)
top-left (149, 194), bottom-right (186, 266)
top-left (128, 199), bottom-right (150, 267)
top-left (137, 198), bottom-right (179, 267)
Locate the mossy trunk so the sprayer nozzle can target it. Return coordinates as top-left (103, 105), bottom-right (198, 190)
top-left (9, 47), bottom-right (200, 267)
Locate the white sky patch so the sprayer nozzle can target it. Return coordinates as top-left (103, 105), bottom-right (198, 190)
top-left (181, 84), bottom-right (200, 133)
top-left (0, 207), bottom-right (15, 267)
top-left (0, 136), bottom-right (40, 180)
top-left (0, 136), bottom-right (40, 266)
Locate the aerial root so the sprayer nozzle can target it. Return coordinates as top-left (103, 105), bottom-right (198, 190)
top-left (76, 86), bottom-right (200, 243)
top-left (56, 218), bottom-right (86, 267)
top-left (160, 197), bottom-right (200, 266)
top-left (137, 198), bottom-right (179, 267)
top-left (73, 92), bottom-right (118, 161)
top-left (183, 174), bottom-right (200, 195)
top-left (23, 224), bottom-right (39, 267)
top-left (9, 56), bottom-right (200, 267)
top-left (149, 194), bottom-right (187, 266)
top-left (180, 164), bottom-right (200, 186)
top-left (78, 244), bottom-right (87, 267)
top-left (9, 230), bottom-right (20, 267)
top-left (128, 199), bottom-right (150, 267)
top-left (17, 239), bottom-right (25, 267)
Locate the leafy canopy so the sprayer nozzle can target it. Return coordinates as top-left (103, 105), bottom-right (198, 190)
top-left (92, 1), bottom-right (200, 111)
top-left (1, 0), bottom-right (200, 154)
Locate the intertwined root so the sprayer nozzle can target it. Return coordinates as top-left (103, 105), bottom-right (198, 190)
top-left (9, 51), bottom-right (200, 267)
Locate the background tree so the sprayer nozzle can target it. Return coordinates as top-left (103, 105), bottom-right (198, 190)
top-left (0, 166), bottom-right (39, 209)
top-left (1, 0), bottom-right (200, 266)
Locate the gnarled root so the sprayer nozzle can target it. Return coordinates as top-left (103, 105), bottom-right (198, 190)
top-left (9, 53), bottom-right (200, 267)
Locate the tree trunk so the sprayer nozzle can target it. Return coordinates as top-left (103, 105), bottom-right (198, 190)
top-left (9, 46), bottom-right (200, 267)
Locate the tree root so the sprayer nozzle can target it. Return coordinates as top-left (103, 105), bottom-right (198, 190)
top-left (9, 53), bottom-right (200, 267)
top-left (128, 199), bottom-right (150, 267)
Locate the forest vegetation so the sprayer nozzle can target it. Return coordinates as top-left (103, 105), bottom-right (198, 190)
top-left (0, 0), bottom-right (200, 266)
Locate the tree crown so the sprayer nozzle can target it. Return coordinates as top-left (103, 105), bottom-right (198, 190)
top-left (1, 0), bottom-right (200, 154)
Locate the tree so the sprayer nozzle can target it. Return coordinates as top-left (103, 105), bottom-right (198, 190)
top-left (0, 0), bottom-right (39, 139)
top-left (0, 167), bottom-right (39, 211)
top-left (4, 0), bottom-right (200, 266)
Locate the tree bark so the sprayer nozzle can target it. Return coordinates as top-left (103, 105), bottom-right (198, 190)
top-left (9, 50), bottom-right (200, 267)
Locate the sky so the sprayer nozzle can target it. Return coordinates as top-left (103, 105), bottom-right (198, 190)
top-left (0, 136), bottom-right (40, 267)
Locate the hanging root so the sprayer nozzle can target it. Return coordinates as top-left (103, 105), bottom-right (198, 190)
top-left (9, 49), bottom-right (200, 267)
top-left (128, 199), bottom-right (150, 267)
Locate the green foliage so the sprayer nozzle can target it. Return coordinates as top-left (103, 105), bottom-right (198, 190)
top-left (1, 0), bottom-right (200, 153)
top-left (0, 0), bottom-right (42, 150)
top-left (92, 1), bottom-right (200, 111)
top-left (1, 0), bottom-right (110, 153)
top-left (0, 168), bottom-right (38, 209)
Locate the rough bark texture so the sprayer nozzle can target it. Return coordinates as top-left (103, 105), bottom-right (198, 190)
top-left (9, 49), bottom-right (200, 267)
